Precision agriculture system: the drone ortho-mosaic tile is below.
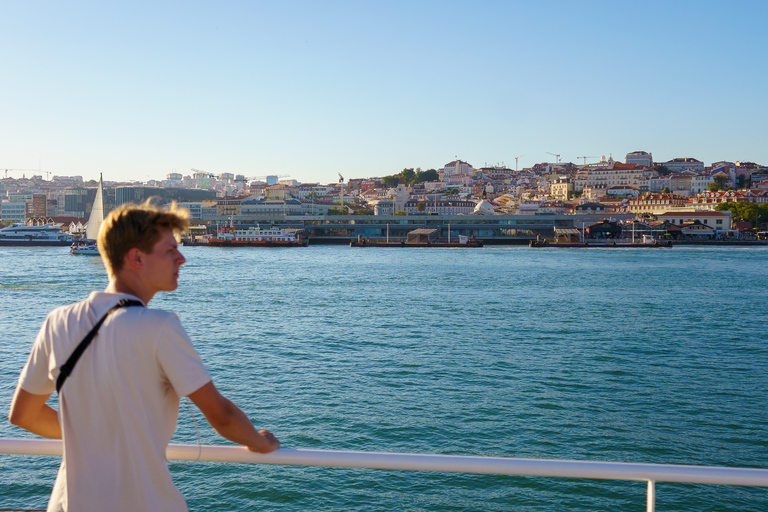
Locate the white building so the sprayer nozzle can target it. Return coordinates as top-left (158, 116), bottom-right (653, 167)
top-left (690, 174), bottom-right (714, 194)
top-left (241, 198), bottom-right (303, 215)
top-left (1, 200), bottom-right (28, 223)
top-left (175, 202), bottom-right (204, 219)
top-left (640, 176), bottom-right (671, 193)
top-left (583, 163), bottom-right (647, 189)
top-left (550, 177), bottom-right (573, 201)
top-left (625, 151), bottom-right (653, 167)
top-left (440, 160), bottom-right (474, 179)
top-left (656, 211), bottom-right (731, 231)
top-left (663, 158), bottom-right (705, 173)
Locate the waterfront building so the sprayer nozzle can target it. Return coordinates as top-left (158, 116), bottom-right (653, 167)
top-left (402, 199), bottom-right (476, 215)
top-left (176, 202), bottom-right (204, 220)
top-left (656, 210), bottom-right (731, 230)
top-left (217, 196), bottom-right (247, 217)
top-left (25, 194), bottom-right (47, 218)
top-left (1, 199), bottom-right (27, 223)
top-left (63, 188), bottom-right (96, 217)
top-left (241, 197), bottom-right (304, 215)
top-left (115, 186), bottom-right (217, 206)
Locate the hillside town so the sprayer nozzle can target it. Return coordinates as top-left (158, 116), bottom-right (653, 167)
top-left (3, 151), bottom-right (768, 243)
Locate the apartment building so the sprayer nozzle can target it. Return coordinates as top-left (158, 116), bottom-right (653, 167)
top-left (627, 193), bottom-right (688, 214)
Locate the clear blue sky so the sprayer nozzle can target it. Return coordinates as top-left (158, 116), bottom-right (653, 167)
top-left (1, 0), bottom-right (766, 184)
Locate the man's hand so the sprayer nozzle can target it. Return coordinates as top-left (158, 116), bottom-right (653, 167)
top-left (188, 381), bottom-right (281, 453)
top-left (249, 429), bottom-right (280, 453)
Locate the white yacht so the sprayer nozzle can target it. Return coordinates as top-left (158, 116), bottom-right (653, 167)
top-left (71, 173), bottom-right (105, 255)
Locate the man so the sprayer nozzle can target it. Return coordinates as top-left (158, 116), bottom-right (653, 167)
top-left (9, 202), bottom-right (279, 511)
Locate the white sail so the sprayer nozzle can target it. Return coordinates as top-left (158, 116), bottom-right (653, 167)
top-left (85, 174), bottom-right (104, 241)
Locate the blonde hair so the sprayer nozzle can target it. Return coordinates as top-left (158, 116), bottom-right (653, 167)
top-left (98, 200), bottom-right (190, 277)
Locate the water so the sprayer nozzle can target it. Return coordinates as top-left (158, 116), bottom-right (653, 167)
top-left (1, 245), bottom-right (767, 511)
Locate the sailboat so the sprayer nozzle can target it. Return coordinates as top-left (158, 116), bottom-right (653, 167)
top-left (71, 174), bottom-right (104, 255)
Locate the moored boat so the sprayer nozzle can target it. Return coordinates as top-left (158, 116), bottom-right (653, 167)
top-left (69, 174), bottom-right (106, 255)
top-left (70, 242), bottom-right (100, 255)
top-left (0, 224), bottom-right (75, 246)
top-left (207, 225), bottom-right (308, 247)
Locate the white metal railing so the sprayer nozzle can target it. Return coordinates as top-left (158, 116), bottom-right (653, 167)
top-left (2, 438), bottom-right (768, 512)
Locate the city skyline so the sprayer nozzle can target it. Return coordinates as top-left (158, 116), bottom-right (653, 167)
top-left (2, 1), bottom-right (766, 185)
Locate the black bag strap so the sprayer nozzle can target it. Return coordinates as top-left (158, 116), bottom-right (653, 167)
top-left (56, 299), bottom-right (144, 393)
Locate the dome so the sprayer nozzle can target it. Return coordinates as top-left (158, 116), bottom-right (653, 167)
top-left (473, 200), bottom-right (495, 214)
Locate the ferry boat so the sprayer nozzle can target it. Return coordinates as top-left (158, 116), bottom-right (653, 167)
top-left (207, 225), bottom-right (308, 247)
top-left (0, 224), bottom-right (75, 246)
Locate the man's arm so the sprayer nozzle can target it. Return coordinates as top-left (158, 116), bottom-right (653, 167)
top-left (9, 386), bottom-right (62, 439)
top-left (187, 381), bottom-right (280, 453)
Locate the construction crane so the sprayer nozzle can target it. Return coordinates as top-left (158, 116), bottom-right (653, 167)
top-left (578, 156), bottom-right (598, 165)
top-left (514, 155), bottom-right (524, 172)
top-left (546, 152), bottom-right (562, 163)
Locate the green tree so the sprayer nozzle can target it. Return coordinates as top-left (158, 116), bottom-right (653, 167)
top-left (417, 169), bottom-right (439, 183)
top-left (714, 174), bottom-right (729, 189)
top-left (708, 182), bottom-right (722, 192)
top-left (716, 201), bottom-right (761, 224)
top-left (352, 208), bottom-right (374, 215)
top-left (661, 187), bottom-right (671, 193)
top-left (327, 207), bottom-right (347, 215)
top-left (416, 201), bottom-right (426, 212)
top-left (381, 175), bottom-right (400, 188)
top-left (394, 210), bottom-right (407, 216)
top-left (401, 168), bottom-right (416, 186)
top-left (654, 165), bottom-right (671, 176)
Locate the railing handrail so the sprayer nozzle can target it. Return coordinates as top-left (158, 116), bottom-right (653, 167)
top-left (2, 438), bottom-right (767, 488)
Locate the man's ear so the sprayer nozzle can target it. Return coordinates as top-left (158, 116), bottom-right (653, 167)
top-left (125, 247), bottom-right (144, 270)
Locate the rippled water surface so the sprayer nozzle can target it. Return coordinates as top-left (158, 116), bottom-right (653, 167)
top-left (1, 245), bottom-right (767, 511)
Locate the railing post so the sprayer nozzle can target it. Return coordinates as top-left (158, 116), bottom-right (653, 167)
top-left (647, 480), bottom-right (655, 512)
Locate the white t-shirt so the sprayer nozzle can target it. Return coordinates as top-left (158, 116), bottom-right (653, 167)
top-left (19, 292), bottom-right (212, 512)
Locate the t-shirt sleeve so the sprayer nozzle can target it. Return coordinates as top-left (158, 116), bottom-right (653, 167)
top-left (18, 315), bottom-right (57, 395)
top-left (156, 314), bottom-right (211, 397)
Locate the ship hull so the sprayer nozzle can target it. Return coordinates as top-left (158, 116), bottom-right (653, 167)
top-left (0, 240), bottom-right (74, 246)
top-left (207, 240), bottom-right (308, 247)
